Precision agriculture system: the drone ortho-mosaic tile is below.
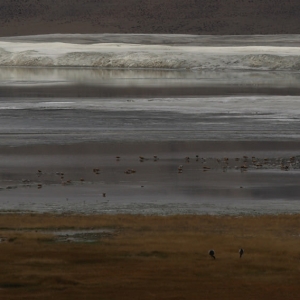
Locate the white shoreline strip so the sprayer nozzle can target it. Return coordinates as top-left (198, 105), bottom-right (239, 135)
top-left (1, 41), bottom-right (300, 70)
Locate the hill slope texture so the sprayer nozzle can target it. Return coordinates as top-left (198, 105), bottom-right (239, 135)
top-left (0, 0), bottom-right (300, 36)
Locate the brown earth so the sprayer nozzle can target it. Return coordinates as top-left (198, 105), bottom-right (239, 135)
top-left (0, 213), bottom-right (299, 299)
top-left (0, 0), bottom-right (300, 37)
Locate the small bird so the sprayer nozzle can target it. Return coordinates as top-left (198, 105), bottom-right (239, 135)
top-left (239, 248), bottom-right (244, 258)
top-left (209, 249), bottom-right (215, 259)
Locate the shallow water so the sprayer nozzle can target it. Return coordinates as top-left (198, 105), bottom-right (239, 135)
top-left (0, 66), bottom-right (300, 215)
top-left (1, 68), bottom-right (300, 146)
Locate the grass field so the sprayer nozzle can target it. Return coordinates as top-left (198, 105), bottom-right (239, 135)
top-left (0, 214), bottom-right (299, 299)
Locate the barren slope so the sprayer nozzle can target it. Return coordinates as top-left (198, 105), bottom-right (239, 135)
top-left (0, 0), bottom-right (300, 36)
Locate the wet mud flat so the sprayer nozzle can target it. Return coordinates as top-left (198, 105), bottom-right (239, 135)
top-left (0, 213), bottom-right (299, 300)
top-left (1, 140), bottom-right (300, 215)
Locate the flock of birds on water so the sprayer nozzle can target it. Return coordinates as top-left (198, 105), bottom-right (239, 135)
top-left (121, 154), bottom-right (300, 174)
top-left (178, 154), bottom-right (300, 173)
top-left (209, 248), bottom-right (244, 260)
top-left (0, 153), bottom-right (299, 192)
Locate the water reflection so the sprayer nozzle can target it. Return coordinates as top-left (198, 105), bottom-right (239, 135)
top-left (1, 67), bottom-right (300, 98)
top-left (1, 67), bottom-right (300, 88)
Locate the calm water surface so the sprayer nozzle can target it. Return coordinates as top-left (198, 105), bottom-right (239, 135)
top-left (0, 67), bottom-right (300, 215)
top-left (1, 67), bottom-right (300, 146)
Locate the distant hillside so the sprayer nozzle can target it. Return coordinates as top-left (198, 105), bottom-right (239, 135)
top-left (0, 0), bottom-right (300, 36)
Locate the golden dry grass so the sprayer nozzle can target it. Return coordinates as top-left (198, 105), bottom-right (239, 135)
top-left (0, 214), bottom-right (299, 299)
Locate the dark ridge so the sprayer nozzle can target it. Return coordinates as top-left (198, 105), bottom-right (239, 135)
top-left (0, 0), bottom-right (300, 36)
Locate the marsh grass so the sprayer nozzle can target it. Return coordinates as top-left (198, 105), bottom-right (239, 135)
top-left (0, 214), bottom-right (299, 299)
